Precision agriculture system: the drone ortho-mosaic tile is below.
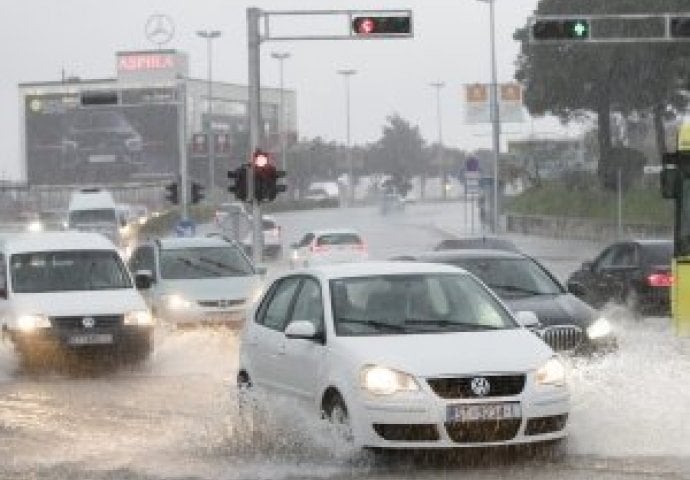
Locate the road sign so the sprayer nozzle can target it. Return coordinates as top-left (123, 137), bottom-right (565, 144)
top-left (465, 170), bottom-right (480, 196)
top-left (466, 157), bottom-right (480, 172)
top-left (175, 218), bottom-right (196, 237)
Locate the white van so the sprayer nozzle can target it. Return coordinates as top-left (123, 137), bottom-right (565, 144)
top-left (0, 232), bottom-right (153, 369)
top-left (68, 188), bottom-right (126, 247)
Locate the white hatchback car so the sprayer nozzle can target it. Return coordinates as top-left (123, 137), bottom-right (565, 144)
top-left (289, 229), bottom-right (368, 268)
top-left (238, 262), bottom-right (569, 450)
top-left (128, 236), bottom-right (264, 328)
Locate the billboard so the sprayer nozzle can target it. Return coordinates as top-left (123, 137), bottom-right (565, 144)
top-left (24, 87), bottom-right (180, 185)
top-left (463, 82), bottom-right (525, 124)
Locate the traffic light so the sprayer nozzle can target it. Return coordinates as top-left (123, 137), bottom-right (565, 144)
top-left (531, 19), bottom-right (590, 41)
top-left (190, 182), bottom-right (205, 204)
top-left (670, 17), bottom-right (690, 38)
top-left (164, 182), bottom-right (179, 205)
top-left (352, 15), bottom-right (411, 36)
top-left (228, 165), bottom-right (249, 202)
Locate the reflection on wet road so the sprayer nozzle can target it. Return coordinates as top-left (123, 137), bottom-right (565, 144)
top-left (1, 202), bottom-right (689, 479)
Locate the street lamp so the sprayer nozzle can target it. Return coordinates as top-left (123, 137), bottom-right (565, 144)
top-left (196, 29), bottom-right (222, 199)
top-left (477, 0), bottom-right (500, 233)
top-left (337, 68), bottom-right (357, 205)
top-left (429, 81), bottom-right (446, 200)
top-left (271, 52), bottom-right (291, 174)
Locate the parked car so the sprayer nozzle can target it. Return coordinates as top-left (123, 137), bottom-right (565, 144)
top-left (242, 215), bottom-right (282, 259)
top-left (434, 236), bottom-right (520, 253)
top-left (238, 261), bottom-right (569, 451)
top-left (566, 239), bottom-right (673, 316)
top-left (393, 249), bottom-right (616, 353)
top-left (289, 229), bottom-right (368, 268)
top-left (0, 232), bottom-right (153, 370)
top-left (128, 236), bottom-right (264, 329)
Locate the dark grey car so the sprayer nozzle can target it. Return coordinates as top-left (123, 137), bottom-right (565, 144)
top-left (393, 249), bottom-right (616, 353)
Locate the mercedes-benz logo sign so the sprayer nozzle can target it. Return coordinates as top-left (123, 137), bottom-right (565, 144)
top-left (145, 14), bottom-right (175, 47)
top-left (470, 377), bottom-right (491, 397)
top-left (82, 317), bottom-right (96, 329)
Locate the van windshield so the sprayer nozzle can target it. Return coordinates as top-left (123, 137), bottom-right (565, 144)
top-left (69, 209), bottom-right (117, 225)
top-left (10, 250), bottom-right (132, 293)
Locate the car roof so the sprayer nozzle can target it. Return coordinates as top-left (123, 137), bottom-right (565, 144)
top-left (0, 232), bottom-right (117, 255)
top-left (291, 261), bottom-right (467, 280)
top-left (404, 249), bottom-right (527, 262)
top-left (155, 236), bottom-right (235, 250)
top-left (628, 239), bottom-right (672, 246)
top-left (312, 229), bottom-right (360, 236)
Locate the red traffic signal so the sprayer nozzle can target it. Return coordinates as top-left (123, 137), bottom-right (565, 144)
top-left (253, 150), bottom-right (270, 168)
top-left (352, 15), bottom-right (412, 36)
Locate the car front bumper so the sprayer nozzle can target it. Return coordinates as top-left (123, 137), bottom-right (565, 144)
top-left (349, 382), bottom-right (569, 449)
top-left (158, 307), bottom-right (246, 329)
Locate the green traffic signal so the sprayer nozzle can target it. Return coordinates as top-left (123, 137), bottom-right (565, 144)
top-left (532, 19), bottom-right (590, 41)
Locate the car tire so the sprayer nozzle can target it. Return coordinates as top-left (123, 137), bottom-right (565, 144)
top-left (322, 392), bottom-right (353, 444)
top-left (624, 288), bottom-right (642, 320)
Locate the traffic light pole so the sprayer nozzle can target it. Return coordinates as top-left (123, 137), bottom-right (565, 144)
top-left (248, 7), bottom-right (264, 264)
top-left (177, 80), bottom-right (189, 219)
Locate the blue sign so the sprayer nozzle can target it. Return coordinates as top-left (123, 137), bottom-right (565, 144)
top-left (479, 177), bottom-right (494, 188)
top-left (466, 156), bottom-right (480, 172)
top-left (175, 219), bottom-right (196, 237)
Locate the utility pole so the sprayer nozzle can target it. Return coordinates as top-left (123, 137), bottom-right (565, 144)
top-left (247, 8), bottom-right (263, 264)
top-left (337, 69), bottom-right (357, 205)
top-left (177, 79), bottom-right (189, 219)
top-left (196, 30), bottom-right (222, 200)
top-left (430, 81), bottom-right (446, 200)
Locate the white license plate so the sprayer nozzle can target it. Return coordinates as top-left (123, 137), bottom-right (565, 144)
top-left (447, 402), bottom-right (521, 422)
top-left (68, 333), bottom-right (113, 345)
top-left (88, 154), bottom-right (117, 163)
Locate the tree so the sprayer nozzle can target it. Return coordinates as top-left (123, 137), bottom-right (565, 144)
top-left (514, 0), bottom-right (690, 187)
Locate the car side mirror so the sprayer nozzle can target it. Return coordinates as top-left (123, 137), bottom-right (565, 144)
top-left (567, 282), bottom-right (586, 297)
top-left (515, 311), bottom-right (539, 329)
top-left (134, 270), bottom-right (154, 290)
top-left (285, 320), bottom-right (320, 341)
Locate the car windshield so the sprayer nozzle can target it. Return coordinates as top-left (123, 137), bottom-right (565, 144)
top-left (159, 246), bottom-right (254, 280)
top-left (447, 257), bottom-right (563, 296)
top-left (10, 250), bottom-right (131, 293)
top-left (435, 237), bottom-right (518, 252)
top-left (68, 209), bottom-right (117, 225)
top-left (317, 233), bottom-right (362, 246)
top-left (331, 273), bottom-right (516, 336)
top-left (72, 111), bottom-right (129, 130)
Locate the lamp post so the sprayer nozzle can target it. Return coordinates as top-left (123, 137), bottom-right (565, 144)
top-left (477, 0), bottom-right (500, 233)
top-left (196, 29), bottom-right (222, 199)
top-left (430, 81), bottom-right (446, 200)
top-left (271, 52), bottom-right (291, 173)
top-left (337, 68), bottom-right (357, 204)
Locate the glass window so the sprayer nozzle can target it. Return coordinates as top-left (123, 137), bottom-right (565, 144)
top-left (290, 279), bottom-right (324, 334)
top-left (643, 243), bottom-right (673, 266)
top-left (330, 273), bottom-right (516, 337)
top-left (0, 254), bottom-right (6, 294)
top-left (297, 233), bottom-right (315, 248)
top-left (594, 246), bottom-right (618, 271)
top-left (316, 233), bottom-right (362, 246)
top-left (448, 257), bottom-right (563, 297)
top-left (10, 250), bottom-right (132, 293)
top-left (129, 246), bottom-right (155, 276)
top-left (159, 246), bottom-right (253, 279)
top-left (259, 277), bottom-right (301, 331)
top-left (68, 209), bottom-right (117, 225)
top-left (612, 244), bottom-right (637, 267)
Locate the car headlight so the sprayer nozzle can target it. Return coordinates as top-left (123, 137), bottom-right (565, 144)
top-left (17, 314), bottom-right (51, 332)
top-left (536, 357), bottom-right (566, 386)
top-left (124, 310), bottom-right (153, 326)
top-left (587, 317), bottom-right (612, 340)
top-left (164, 294), bottom-right (193, 310)
top-left (360, 365), bottom-right (419, 395)
top-left (27, 220), bottom-right (44, 233)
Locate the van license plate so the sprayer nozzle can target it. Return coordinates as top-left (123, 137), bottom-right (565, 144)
top-left (446, 402), bottom-right (521, 422)
top-left (68, 334), bottom-right (113, 345)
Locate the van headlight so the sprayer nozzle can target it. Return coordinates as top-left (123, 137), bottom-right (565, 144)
top-left (17, 314), bottom-right (51, 332)
top-left (587, 317), bottom-right (612, 340)
top-left (164, 294), bottom-right (193, 310)
top-left (360, 365), bottom-right (419, 395)
top-left (27, 220), bottom-right (44, 233)
top-left (536, 357), bottom-right (566, 386)
top-left (124, 310), bottom-right (153, 326)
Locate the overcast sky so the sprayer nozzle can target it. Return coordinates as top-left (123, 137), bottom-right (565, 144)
top-left (1, 0), bottom-right (573, 180)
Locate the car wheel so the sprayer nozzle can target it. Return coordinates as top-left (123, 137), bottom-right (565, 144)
top-left (624, 288), bottom-right (642, 319)
top-left (322, 392), bottom-right (353, 444)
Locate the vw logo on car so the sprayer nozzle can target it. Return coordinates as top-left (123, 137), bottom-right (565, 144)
top-left (82, 317), bottom-right (96, 329)
top-left (470, 377), bottom-right (491, 397)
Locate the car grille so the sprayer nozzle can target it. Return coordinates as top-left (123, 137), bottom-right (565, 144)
top-left (50, 315), bottom-right (123, 330)
top-left (539, 325), bottom-right (584, 351)
top-left (373, 424), bottom-right (439, 442)
top-left (197, 299), bottom-right (245, 309)
top-left (427, 375), bottom-right (525, 399)
top-left (445, 419), bottom-right (521, 443)
top-left (524, 414), bottom-right (568, 436)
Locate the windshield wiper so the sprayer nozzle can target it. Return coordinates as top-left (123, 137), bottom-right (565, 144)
top-left (337, 316), bottom-right (406, 332)
top-left (176, 257), bottom-right (222, 277)
top-left (198, 256), bottom-right (247, 275)
top-left (489, 284), bottom-right (544, 296)
top-left (404, 318), bottom-right (504, 330)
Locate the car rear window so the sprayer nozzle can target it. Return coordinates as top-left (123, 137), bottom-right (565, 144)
top-left (262, 219), bottom-right (277, 229)
top-left (317, 233), bottom-right (362, 246)
top-left (643, 243), bottom-right (673, 266)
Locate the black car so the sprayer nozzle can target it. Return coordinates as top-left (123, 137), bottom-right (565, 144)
top-left (434, 235), bottom-right (520, 253)
top-left (394, 249), bottom-right (615, 353)
top-left (566, 239), bottom-right (673, 316)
